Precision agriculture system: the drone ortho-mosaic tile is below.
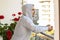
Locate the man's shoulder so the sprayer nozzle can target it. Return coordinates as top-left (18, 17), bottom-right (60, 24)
top-left (23, 16), bottom-right (32, 21)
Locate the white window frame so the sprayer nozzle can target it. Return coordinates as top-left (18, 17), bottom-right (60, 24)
top-left (54, 0), bottom-right (59, 40)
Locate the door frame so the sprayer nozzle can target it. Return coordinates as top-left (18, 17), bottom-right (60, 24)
top-left (54, 0), bottom-right (59, 40)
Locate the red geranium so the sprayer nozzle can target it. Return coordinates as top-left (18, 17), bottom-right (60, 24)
top-left (6, 30), bottom-right (12, 40)
top-left (0, 15), bottom-right (4, 19)
top-left (18, 12), bottom-right (22, 15)
top-left (12, 14), bottom-right (16, 16)
top-left (13, 18), bottom-right (20, 22)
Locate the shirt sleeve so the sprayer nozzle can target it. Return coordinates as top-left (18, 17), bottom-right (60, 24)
top-left (23, 16), bottom-right (48, 33)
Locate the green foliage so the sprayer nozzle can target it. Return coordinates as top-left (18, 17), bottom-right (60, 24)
top-left (0, 22), bottom-right (17, 40)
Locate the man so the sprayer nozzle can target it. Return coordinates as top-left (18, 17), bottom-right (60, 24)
top-left (11, 4), bottom-right (48, 40)
top-left (45, 25), bottom-right (54, 35)
top-left (37, 25), bottom-right (54, 40)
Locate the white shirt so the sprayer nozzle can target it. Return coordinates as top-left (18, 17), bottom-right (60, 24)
top-left (11, 16), bottom-right (48, 40)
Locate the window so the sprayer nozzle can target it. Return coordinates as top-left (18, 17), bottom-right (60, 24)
top-left (22, 0), bottom-right (55, 29)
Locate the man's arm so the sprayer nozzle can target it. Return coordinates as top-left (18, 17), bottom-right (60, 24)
top-left (24, 17), bottom-right (48, 33)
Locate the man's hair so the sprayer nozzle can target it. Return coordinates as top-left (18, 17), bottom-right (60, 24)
top-left (51, 26), bottom-right (53, 28)
top-left (46, 24), bottom-right (51, 26)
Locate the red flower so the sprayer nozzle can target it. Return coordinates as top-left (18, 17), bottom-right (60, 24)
top-left (13, 18), bottom-right (19, 22)
top-left (0, 15), bottom-right (4, 19)
top-left (6, 30), bottom-right (12, 40)
top-left (12, 14), bottom-right (16, 16)
top-left (18, 12), bottom-right (22, 15)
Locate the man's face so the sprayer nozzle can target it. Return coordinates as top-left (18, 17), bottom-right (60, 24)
top-left (32, 5), bottom-right (35, 17)
top-left (48, 26), bottom-right (53, 31)
top-left (32, 9), bottom-right (35, 17)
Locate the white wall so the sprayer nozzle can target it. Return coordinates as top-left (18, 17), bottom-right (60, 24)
top-left (0, 0), bottom-right (22, 25)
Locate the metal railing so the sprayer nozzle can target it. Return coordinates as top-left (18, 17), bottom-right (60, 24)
top-left (30, 32), bottom-right (54, 40)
